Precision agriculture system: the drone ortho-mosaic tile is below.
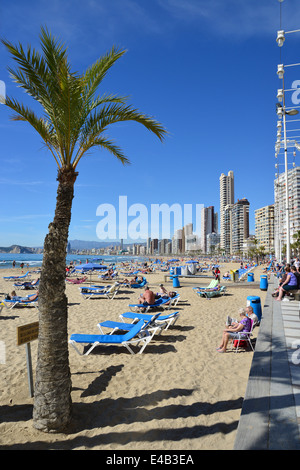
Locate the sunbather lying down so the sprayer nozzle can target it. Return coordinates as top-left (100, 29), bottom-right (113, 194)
top-left (6, 290), bottom-right (39, 302)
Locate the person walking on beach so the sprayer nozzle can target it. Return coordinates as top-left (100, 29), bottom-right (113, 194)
top-left (294, 258), bottom-right (300, 272)
top-left (214, 267), bottom-right (220, 282)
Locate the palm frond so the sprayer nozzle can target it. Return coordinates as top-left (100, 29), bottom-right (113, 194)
top-left (2, 26), bottom-right (167, 172)
top-left (5, 96), bottom-right (63, 167)
top-left (80, 102), bottom-right (167, 145)
top-left (82, 47), bottom-right (126, 106)
top-left (73, 136), bottom-right (130, 168)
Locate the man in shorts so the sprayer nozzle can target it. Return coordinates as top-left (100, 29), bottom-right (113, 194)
top-left (138, 286), bottom-right (156, 305)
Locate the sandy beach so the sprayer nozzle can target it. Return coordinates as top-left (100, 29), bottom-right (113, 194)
top-left (0, 261), bottom-right (267, 450)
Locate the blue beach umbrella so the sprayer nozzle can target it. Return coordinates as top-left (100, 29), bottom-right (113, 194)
top-left (75, 263), bottom-right (107, 271)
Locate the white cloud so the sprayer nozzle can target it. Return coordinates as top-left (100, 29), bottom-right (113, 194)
top-left (0, 214), bottom-right (52, 223)
top-left (3, 0), bottom-right (300, 49)
top-left (157, 0), bottom-right (300, 37)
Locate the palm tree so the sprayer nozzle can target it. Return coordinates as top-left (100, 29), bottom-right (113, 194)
top-left (2, 27), bottom-right (167, 432)
top-left (256, 245), bottom-right (266, 263)
top-left (292, 230), bottom-right (300, 256)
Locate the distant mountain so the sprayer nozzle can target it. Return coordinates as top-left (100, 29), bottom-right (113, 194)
top-left (69, 239), bottom-right (146, 251)
top-left (0, 244), bottom-right (36, 254)
top-left (69, 239), bottom-right (119, 251)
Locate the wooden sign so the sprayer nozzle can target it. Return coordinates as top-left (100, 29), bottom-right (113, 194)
top-left (17, 322), bottom-right (39, 397)
top-left (17, 322), bottom-right (39, 346)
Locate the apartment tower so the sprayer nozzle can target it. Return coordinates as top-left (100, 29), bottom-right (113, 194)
top-left (274, 167), bottom-right (300, 260)
top-left (220, 171), bottom-right (234, 249)
top-left (201, 206), bottom-right (215, 253)
top-left (255, 205), bottom-right (274, 253)
top-left (232, 198), bottom-right (250, 254)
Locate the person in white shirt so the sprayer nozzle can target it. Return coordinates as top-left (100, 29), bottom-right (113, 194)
top-left (294, 258), bottom-right (300, 272)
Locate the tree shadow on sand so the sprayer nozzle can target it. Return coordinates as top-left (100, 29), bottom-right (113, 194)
top-left (0, 386), bottom-right (242, 450)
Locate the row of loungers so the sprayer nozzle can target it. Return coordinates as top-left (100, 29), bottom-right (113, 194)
top-left (69, 310), bottom-right (180, 356)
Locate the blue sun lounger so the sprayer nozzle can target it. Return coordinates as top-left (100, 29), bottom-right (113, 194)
top-left (128, 293), bottom-right (180, 312)
top-left (69, 319), bottom-right (153, 355)
top-left (192, 279), bottom-right (219, 291)
top-left (130, 277), bottom-right (148, 288)
top-left (3, 294), bottom-right (38, 309)
top-left (14, 278), bottom-right (39, 289)
top-left (79, 282), bottom-right (120, 300)
top-left (194, 285), bottom-right (226, 299)
top-left (3, 271), bottom-right (31, 281)
top-left (97, 312), bottom-right (163, 336)
top-left (120, 311), bottom-right (180, 330)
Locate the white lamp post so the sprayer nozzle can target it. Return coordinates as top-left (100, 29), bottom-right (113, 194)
top-left (275, 0), bottom-right (300, 263)
top-left (277, 97), bottom-right (299, 264)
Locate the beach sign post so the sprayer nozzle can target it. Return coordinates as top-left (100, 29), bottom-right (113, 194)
top-left (17, 322), bottom-right (39, 398)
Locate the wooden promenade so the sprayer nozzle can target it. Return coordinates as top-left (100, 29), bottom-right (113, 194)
top-left (234, 275), bottom-right (300, 450)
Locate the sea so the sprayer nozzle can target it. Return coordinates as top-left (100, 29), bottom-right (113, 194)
top-left (0, 253), bottom-right (148, 270)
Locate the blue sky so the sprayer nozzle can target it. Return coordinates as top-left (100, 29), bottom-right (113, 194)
top-left (0, 0), bottom-right (300, 246)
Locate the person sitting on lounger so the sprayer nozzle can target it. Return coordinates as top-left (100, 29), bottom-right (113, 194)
top-left (226, 305), bottom-right (258, 327)
top-left (217, 308), bottom-right (252, 353)
top-left (156, 284), bottom-right (177, 299)
top-left (291, 265), bottom-right (300, 289)
top-left (100, 268), bottom-right (113, 279)
top-left (138, 286), bottom-right (156, 305)
top-left (159, 283), bottom-right (168, 296)
top-left (123, 276), bottom-right (138, 286)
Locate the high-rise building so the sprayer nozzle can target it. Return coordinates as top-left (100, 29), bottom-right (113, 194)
top-left (150, 238), bottom-right (158, 254)
top-left (224, 204), bottom-right (234, 254)
top-left (223, 199), bottom-right (249, 255)
top-left (206, 232), bottom-right (220, 254)
top-left (214, 212), bottom-right (218, 234)
top-left (181, 223), bottom-right (193, 253)
top-left (220, 171), bottom-right (234, 249)
top-left (274, 167), bottom-right (300, 260)
top-left (184, 223), bottom-right (193, 236)
top-left (231, 198), bottom-right (250, 254)
top-left (201, 206), bottom-right (215, 253)
top-left (172, 229), bottom-right (182, 254)
top-left (159, 239), bottom-right (171, 254)
top-left (255, 205), bottom-right (274, 253)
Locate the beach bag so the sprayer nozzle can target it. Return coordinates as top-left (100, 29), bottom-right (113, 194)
top-left (233, 340), bottom-right (247, 348)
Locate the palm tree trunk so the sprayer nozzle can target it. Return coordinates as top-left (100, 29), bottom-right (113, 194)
top-left (33, 166), bottom-right (77, 432)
